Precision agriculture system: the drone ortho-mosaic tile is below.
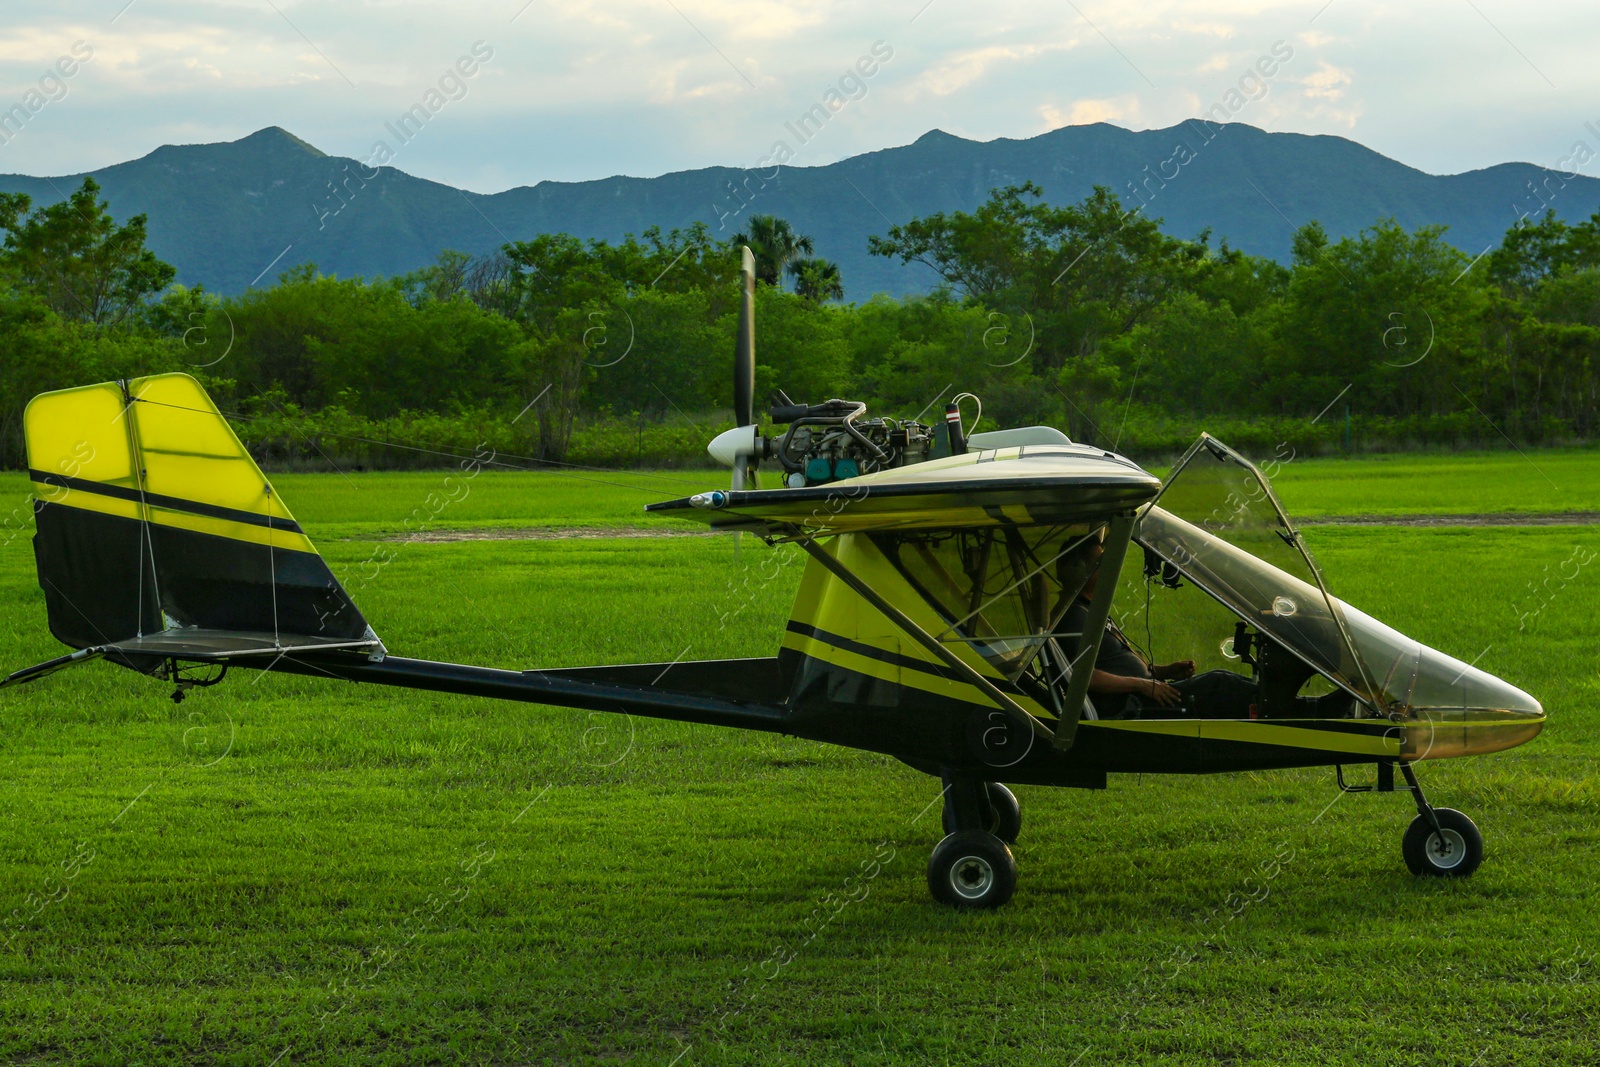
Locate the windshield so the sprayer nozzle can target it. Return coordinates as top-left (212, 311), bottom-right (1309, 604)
top-left (1146, 435), bottom-right (1373, 696)
top-left (874, 524), bottom-right (1099, 679)
top-left (1137, 503), bottom-right (1542, 719)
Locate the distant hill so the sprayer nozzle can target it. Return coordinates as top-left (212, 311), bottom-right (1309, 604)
top-left (2, 123), bottom-right (1597, 299)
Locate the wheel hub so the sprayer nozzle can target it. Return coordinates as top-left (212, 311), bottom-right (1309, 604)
top-left (1427, 828), bottom-right (1467, 869)
top-left (949, 855), bottom-right (995, 900)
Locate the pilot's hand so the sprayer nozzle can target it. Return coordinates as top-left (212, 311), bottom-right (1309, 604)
top-left (1154, 660), bottom-right (1196, 681)
top-left (1144, 679), bottom-right (1182, 706)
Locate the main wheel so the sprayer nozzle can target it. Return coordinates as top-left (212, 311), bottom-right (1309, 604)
top-left (927, 831), bottom-right (1017, 909)
top-left (1402, 808), bottom-right (1483, 877)
top-left (941, 782), bottom-right (1022, 844)
top-left (986, 783), bottom-right (1022, 844)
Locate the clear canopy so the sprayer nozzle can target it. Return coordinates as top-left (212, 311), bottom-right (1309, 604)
top-left (1137, 506), bottom-right (1541, 717)
top-left (1137, 437), bottom-right (1542, 722)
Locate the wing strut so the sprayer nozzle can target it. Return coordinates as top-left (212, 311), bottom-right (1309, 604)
top-left (790, 531), bottom-right (1055, 750)
top-left (1054, 511), bottom-right (1136, 751)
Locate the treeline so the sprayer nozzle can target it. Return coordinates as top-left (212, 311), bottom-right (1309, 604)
top-left (2, 177), bottom-right (1598, 471)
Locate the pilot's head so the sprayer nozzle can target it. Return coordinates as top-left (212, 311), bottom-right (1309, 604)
top-left (1058, 534), bottom-right (1106, 607)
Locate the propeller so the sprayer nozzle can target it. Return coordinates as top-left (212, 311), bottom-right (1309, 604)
top-left (710, 245), bottom-right (763, 492)
top-left (734, 245), bottom-right (756, 436)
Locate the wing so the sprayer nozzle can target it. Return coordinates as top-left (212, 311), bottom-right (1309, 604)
top-left (645, 444), bottom-right (1162, 535)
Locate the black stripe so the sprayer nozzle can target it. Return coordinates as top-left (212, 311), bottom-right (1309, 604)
top-left (784, 620), bottom-right (1025, 694)
top-left (786, 620), bottom-right (949, 677)
top-left (29, 470), bottom-right (304, 534)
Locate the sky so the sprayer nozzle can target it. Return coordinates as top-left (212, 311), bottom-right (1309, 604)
top-left (0, 1), bottom-right (1594, 193)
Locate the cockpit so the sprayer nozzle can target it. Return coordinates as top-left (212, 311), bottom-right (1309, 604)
top-left (874, 435), bottom-right (1544, 761)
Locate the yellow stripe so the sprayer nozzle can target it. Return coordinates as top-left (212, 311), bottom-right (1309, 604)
top-left (147, 505), bottom-right (317, 555)
top-left (1084, 719), bottom-right (1202, 739)
top-left (38, 490), bottom-right (319, 557)
top-left (780, 630), bottom-right (1053, 719)
top-left (1085, 718), bottom-right (1400, 756)
top-left (31, 482), bottom-right (141, 522)
top-left (781, 630), bottom-right (1000, 708)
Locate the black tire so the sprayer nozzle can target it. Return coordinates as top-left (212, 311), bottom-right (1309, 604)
top-left (1402, 808), bottom-right (1483, 877)
top-left (986, 783), bottom-right (1022, 845)
top-left (927, 831), bottom-right (1017, 909)
top-left (941, 782), bottom-right (1022, 844)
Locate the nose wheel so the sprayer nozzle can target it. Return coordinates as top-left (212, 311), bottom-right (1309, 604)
top-left (1402, 806), bottom-right (1483, 877)
top-left (1337, 760), bottom-right (1486, 878)
top-left (1397, 762), bottom-right (1484, 878)
top-left (1342, 761), bottom-right (1486, 878)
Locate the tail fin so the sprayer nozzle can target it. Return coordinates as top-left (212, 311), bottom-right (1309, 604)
top-left (24, 373), bottom-right (377, 656)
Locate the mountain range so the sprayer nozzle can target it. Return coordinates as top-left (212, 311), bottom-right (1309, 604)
top-left (2, 122), bottom-right (1597, 299)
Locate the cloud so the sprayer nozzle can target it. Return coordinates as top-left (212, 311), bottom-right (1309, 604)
top-left (909, 41), bottom-right (1073, 99)
top-left (1173, 21), bottom-right (1236, 39)
top-left (647, 58), bottom-right (752, 104)
top-left (0, 0), bottom-right (1594, 190)
top-left (1301, 59), bottom-right (1353, 101)
top-left (1040, 96), bottom-right (1140, 129)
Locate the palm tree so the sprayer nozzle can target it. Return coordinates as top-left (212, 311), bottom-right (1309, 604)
top-left (790, 257), bottom-right (844, 302)
top-left (733, 214), bottom-right (814, 286)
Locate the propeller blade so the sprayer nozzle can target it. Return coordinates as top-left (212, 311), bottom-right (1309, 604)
top-left (734, 245), bottom-right (756, 429)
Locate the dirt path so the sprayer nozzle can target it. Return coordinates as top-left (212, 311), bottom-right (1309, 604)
top-left (381, 525), bottom-right (717, 543)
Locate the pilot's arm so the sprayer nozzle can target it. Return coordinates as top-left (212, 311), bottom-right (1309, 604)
top-left (1090, 670), bottom-right (1183, 707)
top-left (1065, 599), bottom-right (1192, 709)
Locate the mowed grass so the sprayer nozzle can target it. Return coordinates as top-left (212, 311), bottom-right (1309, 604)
top-left (1267, 448), bottom-right (1600, 518)
top-left (0, 456), bottom-right (1595, 1065)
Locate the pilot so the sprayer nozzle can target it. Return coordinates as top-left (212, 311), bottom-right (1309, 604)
top-left (1059, 539), bottom-right (1258, 719)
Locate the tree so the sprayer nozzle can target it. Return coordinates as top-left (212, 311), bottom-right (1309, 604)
top-left (1276, 219), bottom-right (1487, 418)
top-left (1476, 211), bottom-right (1600, 436)
top-left (868, 183), bottom-right (1204, 373)
top-left (790, 257), bottom-right (844, 302)
top-left (733, 214), bottom-right (814, 286)
top-left (397, 249), bottom-right (474, 306)
top-left (217, 264), bottom-right (520, 417)
top-left (0, 177), bottom-right (175, 327)
top-left (0, 287), bottom-right (181, 467)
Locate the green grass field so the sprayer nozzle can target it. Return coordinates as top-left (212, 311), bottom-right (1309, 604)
top-left (0, 452), bottom-right (1596, 1065)
top-left (9, 445), bottom-right (1591, 544)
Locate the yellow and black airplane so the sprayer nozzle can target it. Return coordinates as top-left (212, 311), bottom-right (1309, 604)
top-left (3, 250), bottom-right (1544, 908)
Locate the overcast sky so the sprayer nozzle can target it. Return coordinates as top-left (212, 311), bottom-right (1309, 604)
top-left (0, 1), bottom-right (1593, 192)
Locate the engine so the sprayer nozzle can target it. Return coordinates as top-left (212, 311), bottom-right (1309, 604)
top-left (766, 399), bottom-right (935, 487)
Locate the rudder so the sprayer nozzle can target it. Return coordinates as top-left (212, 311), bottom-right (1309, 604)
top-left (24, 374), bottom-right (375, 653)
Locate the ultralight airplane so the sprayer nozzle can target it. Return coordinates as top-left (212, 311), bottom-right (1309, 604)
top-left (3, 249), bottom-right (1545, 908)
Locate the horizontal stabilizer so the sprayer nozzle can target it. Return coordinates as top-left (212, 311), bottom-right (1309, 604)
top-left (96, 629), bottom-right (383, 660)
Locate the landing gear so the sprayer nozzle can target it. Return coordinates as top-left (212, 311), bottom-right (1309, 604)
top-left (987, 784), bottom-right (1022, 844)
top-left (941, 780), bottom-right (1021, 844)
top-left (927, 830), bottom-right (1016, 908)
top-left (930, 776), bottom-right (1022, 908)
top-left (1397, 762), bottom-right (1483, 877)
top-left (1402, 808), bottom-right (1483, 877)
top-left (1338, 760), bottom-right (1485, 878)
